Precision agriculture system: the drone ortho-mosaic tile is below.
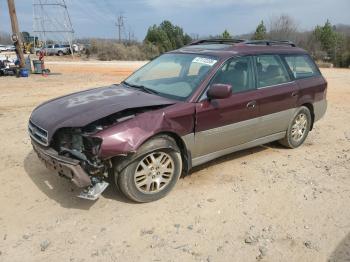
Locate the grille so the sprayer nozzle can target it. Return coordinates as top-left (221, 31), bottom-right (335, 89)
top-left (28, 120), bottom-right (49, 146)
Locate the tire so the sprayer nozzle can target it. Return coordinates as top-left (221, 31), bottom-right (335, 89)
top-left (116, 135), bottom-right (182, 203)
top-left (58, 51), bottom-right (64, 56)
top-left (279, 106), bottom-right (312, 148)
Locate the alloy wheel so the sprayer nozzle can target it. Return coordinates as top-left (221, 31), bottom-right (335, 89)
top-left (134, 152), bottom-right (175, 194)
top-left (291, 113), bottom-right (308, 142)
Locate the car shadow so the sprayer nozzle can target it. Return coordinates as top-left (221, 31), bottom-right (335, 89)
top-left (189, 142), bottom-right (277, 174)
top-left (23, 150), bottom-right (132, 209)
top-left (99, 178), bottom-right (135, 204)
top-left (329, 233), bottom-right (350, 262)
top-left (23, 142), bottom-right (283, 208)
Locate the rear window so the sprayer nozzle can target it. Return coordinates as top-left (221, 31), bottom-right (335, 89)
top-left (283, 55), bottom-right (320, 79)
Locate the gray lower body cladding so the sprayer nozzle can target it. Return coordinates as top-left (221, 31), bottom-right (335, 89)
top-left (32, 141), bottom-right (92, 188)
top-left (183, 99), bottom-right (327, 167)
top-left (313, 99), bottom-right (327, 122)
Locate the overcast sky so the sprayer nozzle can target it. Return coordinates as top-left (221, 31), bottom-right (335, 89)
top-left (1, 0), bottom-right (350, 40)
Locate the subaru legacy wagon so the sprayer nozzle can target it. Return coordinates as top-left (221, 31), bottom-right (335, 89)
top-left (28, 39), bottom-right (327, 202)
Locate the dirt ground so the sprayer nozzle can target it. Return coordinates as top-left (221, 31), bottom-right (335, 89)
top-left (0, 60), bottom-right (349, 262)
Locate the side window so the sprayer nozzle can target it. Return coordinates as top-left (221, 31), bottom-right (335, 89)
top-left (211, 56), bottom-right (254, 93)
top-left (256, 55), bottom-right (290, 88)
top-left (283, 55), bottom-right (320, 79)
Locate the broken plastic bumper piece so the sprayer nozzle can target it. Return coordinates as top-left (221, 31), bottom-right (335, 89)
top-left (78, 181), bottom-right (109, 200)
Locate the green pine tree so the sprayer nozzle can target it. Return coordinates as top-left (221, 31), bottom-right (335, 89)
top-left (144, 20), bottom-right (192, 53)
top-left (252, 21), bottom-right (267, 40)
top-left (314, 20), bottom-right (338, 54)
top-left (221, 30), bottom-right (232, 39)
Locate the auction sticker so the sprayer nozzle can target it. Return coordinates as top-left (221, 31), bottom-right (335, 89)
top-left (193, 57), bottom-right (217, 66)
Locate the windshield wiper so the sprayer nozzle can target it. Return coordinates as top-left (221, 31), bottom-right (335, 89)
top-left (122, 81), bottom-right (159, 95)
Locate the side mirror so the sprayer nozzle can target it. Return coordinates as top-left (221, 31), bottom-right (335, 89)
top-left (207, 84), bottom-right (232, 100)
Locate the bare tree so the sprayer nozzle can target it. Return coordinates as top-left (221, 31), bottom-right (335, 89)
top-left (268, 14), bottom-right (298, 41)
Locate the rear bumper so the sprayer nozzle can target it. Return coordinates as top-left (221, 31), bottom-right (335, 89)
top-left (32, 142), bottom-right (92, 188)
top-left (314, 99), bottom-right (327, 122)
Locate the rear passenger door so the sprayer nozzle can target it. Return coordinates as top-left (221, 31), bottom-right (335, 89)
top-left (254, 54), bottom-right (299, 138)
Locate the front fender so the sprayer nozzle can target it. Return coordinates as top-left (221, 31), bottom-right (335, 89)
top-left (94, 103), bottom-right (195, 159)
top-left (112, 135), bottom-right (181, 173)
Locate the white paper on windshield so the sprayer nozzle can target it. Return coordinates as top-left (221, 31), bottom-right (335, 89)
top-left (192, 57), bottom-right (217, 66)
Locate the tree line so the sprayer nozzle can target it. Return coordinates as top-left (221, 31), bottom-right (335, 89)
top-left (142, 16), bottom-right (350, 67)
top-left (212, 15), bottom-right (350, 68)
top-left (2, 15), bottom-right (349, 67)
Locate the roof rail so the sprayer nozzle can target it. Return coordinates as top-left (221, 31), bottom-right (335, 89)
top-left (189, 39), bottom-right (296, 47)
top-left (189, 38), bottom-right (245, 45)
top-left (244, 40), bottom-right (296, 47)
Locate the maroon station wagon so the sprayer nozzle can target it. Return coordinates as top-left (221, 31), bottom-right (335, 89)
top-left (28, 39), bottom-right (327, 202)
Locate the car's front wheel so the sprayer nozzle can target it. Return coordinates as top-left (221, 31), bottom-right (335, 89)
top-left (116, 136), bottom-right (182, 202)
top-left (279, 106), bottom-right (312, 148)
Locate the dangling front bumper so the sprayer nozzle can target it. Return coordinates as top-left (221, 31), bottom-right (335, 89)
top-left (32, 141), bottom-right (92, 188)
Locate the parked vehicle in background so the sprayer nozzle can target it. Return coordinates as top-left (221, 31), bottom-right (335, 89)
top-left (36, 44), bottom-right (70, 56)
top-left (61, 44), bottom-right (72, 54)
top-left (28, 39), bottom-right (327, 202)
top-left (0, 45), bottom-right (7, 53)
top-left (5, 45), bottom-right (16, 52)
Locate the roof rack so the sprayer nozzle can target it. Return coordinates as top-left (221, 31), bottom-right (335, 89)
top-left (189, 39), bottom-right (296, 47)
top-left (244, 40), bottom-right (296, 47)
top-left (189, 39), bottom-right (246, 45)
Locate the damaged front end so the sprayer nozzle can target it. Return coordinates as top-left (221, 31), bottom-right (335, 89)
top-left (52, 128), bottom-right (107, 178)
top-left (32, 126), bottom-right (111, 200)
top-left (30, 107), bottom-right (166, 200)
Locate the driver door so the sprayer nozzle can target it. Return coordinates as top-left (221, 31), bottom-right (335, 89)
top-left (193, 56), bottom-right (260, 158)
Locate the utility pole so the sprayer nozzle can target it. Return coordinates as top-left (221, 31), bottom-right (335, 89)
top-left (115, 14), bottom-right (125, 43)
top-left (7, 0), bottom-right (25, 68)
top-left (128, 26), bottom-right (135, 43)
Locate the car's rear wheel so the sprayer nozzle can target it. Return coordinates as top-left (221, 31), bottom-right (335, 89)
top-left (116, 136), bottom-right (182, 203)
top-left (58, 51), bottom-right (64, 56)
top-left (279, 106), bottom-right (311, 148)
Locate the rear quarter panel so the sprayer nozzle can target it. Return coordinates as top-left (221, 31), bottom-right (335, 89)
top-left (296, 75), bottom-right (327, 105)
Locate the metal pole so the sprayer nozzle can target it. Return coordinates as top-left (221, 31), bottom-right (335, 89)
top-left (116, 15), bottom-right (124, 43)
top-left (7, 0), bottom-right (25, 68)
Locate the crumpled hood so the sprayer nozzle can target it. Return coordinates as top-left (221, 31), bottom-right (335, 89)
top-left (30, 85), bottom-right (175, 142)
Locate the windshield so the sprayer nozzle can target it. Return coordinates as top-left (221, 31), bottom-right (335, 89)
top-left (124, 53), bottom-right (218, 101)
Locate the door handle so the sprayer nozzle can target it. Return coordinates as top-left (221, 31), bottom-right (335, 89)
top-left (246, 100), bottom-right (256, 109)
top-left (291, 92), bottom-right (298, 97)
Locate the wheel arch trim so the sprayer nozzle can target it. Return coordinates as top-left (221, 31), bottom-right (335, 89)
top-left (112, 131), bottom-right (192, 175)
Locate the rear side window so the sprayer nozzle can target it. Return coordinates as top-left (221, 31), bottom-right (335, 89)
top-left (283, 55), bottom-right (320, 79)
top-left (256, 55), bottom-right (291, 88)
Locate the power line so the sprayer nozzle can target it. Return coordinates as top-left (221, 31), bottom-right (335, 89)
top-left (115, 14), bottom-right (125, 43)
